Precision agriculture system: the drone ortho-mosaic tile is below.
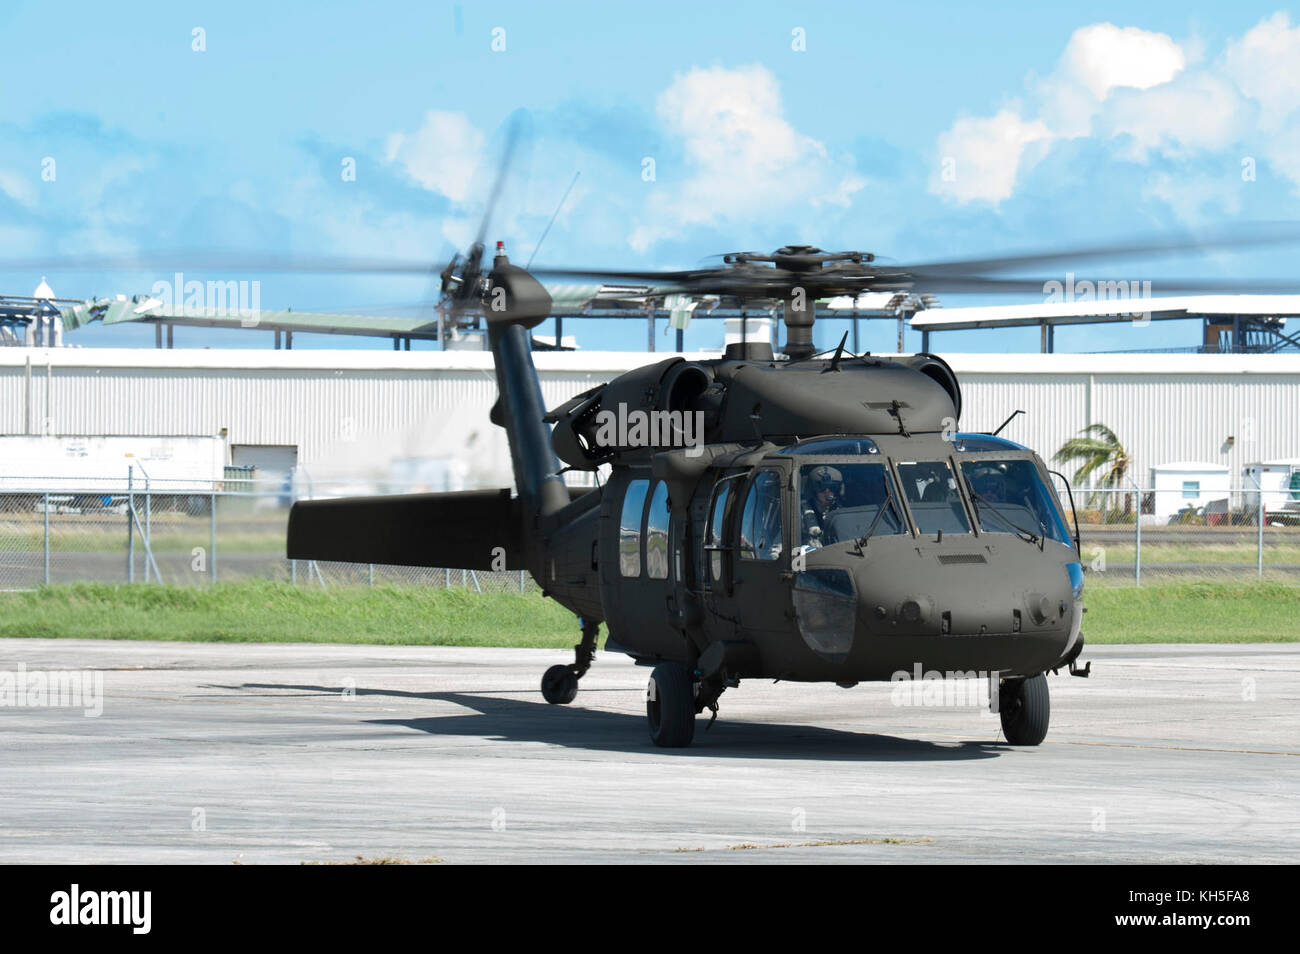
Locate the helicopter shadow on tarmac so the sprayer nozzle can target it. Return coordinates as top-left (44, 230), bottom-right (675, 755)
top-left (232, 682), bottom-right (1004, 762)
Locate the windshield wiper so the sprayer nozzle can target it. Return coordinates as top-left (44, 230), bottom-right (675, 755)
top-left (854, 482), bottom-right (900, 553)
top-left (965, 479), bottom-right (1043, 549)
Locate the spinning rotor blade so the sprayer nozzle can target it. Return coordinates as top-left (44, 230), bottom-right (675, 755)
top-left (474, 109), bottom-right (530, 252)
top-left (0, 252), bottom-right (438, 276)
top-left (9, 217), bottom-right (1300, 312)
top-left (898, 274), bottom-right (1300, 296)
top-left (533, 222), bottom-right (1300, 301)
top-left (439, 109), bottom-right (533, 316)
top-left (901, 221), bottom-right (1300, 277)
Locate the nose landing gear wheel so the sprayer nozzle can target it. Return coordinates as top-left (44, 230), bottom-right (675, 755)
top-left (541, 665), bottom-right (579, 705)
top-left (647, 662), bottom-right (696, 748)
top-left (999, 673), bottom-right (1050, 745)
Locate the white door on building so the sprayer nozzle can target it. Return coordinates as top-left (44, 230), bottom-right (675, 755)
top-left (230, 444), bottom-right (298, 500)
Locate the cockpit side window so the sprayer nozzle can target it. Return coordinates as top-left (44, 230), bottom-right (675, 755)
top-left (739, 469), bottom-right (783, 561)
top-left (896, 460), bottom-right (971, 534)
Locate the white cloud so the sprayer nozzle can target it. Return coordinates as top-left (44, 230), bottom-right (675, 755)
top-left (0, 169), bottom-right (35, 207)
top-left (932, 109), bottom-right (1051, 204)
top-left (931, 17), bottom-right (1300, 210)
top-left (933, 22), bottom-right (1186, 204)
top-left (385, 110), bottom-right (485, 202)
top-left (1058, 23), bottom-right (1185, 100)
top-left (1102, 73), bottom-right (1247, 159)
top-left (1146, 170), bottom-right (1242, 222)
top-left (1261, 122), bottom-right (1300, 192)
top-left (1224, 12), bottom-right (1300, 130)
top-left (628, 65), bottom-right (864, 250)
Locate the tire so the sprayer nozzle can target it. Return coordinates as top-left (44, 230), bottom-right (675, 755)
top-left (647, 662), bottom-right (696, 748)
top-left (1000, 673), bottom-right (1050, 745)
top-left (541, 665), bottom-right (579, 705)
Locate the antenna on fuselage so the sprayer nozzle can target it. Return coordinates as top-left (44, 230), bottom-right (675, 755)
top-left (989, 409), bottom-right (1025, 437)
top-left (822, 330), bottom-right (850, 373)
top-left (527, 171), bottom-right (581, 270)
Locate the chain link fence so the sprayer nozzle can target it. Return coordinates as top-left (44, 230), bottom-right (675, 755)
top-left (0, 475), bottom-right (536, 593)
top-left (4, 473), bottom-right (1299, 591)
top-left (1062, 481), bottom-right (1300, 586)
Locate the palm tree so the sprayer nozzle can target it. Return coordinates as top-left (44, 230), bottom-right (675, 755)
top-left (1054, 423), bottom-right (1132, 516)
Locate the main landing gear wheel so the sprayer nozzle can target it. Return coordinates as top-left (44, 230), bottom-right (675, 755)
top-left (1000, 673), bottom-right (1050, 746)
top-left (647, 662), bottom-right (696, 748)
top-left (541, 665), bottom-right (579, 705)
top-left (540, 618), bottom-right (600, 705)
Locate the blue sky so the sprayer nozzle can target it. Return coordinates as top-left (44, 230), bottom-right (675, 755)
top-left (3, 0), bottom-right (1300, 352)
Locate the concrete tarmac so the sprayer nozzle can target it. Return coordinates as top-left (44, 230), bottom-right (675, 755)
top-left (0, 639), bottom-right (1295, 864)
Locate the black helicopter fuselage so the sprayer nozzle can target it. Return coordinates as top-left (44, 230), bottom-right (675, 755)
top-left (539, 351), bottom-right (1084, 685)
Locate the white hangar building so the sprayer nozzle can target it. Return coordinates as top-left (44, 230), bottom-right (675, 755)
top-left (2, 348), bottom-right (1299, 493)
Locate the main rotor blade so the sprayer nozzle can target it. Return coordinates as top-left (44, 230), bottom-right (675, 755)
top-left (538, 265), bottom-right (1300, 298)
top-left (902, 221), bottom-right (1300, 277)
top-left (475, 109), bottom-right (530, 250)
top-left (531, 264), bottom-right (705, 281)
top-left (0, 252), bottom-right (439, 276)
top-left (901, 274), bottom-right (1300, 295)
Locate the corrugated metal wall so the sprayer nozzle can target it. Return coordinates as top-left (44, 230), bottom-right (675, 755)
top-left (957, 369), bottom-right (1300, 483)
top-left (3, 352), bottom-right (1298, 485)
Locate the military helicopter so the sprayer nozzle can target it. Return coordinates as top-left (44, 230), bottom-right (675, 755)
top-left (15, 123), bottom-right (1299, 749)
top-left (283, 235), bottom-right (1096, 746)
top-left (279, 209), bottom-right (1300, 746)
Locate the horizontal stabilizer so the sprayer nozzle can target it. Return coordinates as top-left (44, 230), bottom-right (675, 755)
top-left (287, 489), bottom-right (523, 570)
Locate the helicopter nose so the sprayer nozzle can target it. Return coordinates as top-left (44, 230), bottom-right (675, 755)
top-left (859, 554), bottom-right (1071, 633)
top-left (852, 553), bottom-right (1075, 675)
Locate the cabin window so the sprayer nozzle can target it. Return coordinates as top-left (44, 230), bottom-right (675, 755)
top-left (739, 470), bottom-right (783, 561)
top-left (645, 481), bottom-right (670, 579)
top-left (619, 479), bottom-right (649, 577)
top-left (706, 482), bottom-right (731, 582)
top-left (897, 460), bottom-right (971, 535)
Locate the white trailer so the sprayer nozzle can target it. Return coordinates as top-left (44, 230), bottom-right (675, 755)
top-left (0, 435), bottom-right (225, 493)
top-left (1243, 458), bottom-right (1300, 522)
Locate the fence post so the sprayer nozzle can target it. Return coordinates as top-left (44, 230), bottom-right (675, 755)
top-left (210, 491), bottom-right (217, 584)
top-left (127, 465), bottom-right (135, 584)
top-left (42, 492), bottom-right (50, 586)
top-left (1133, 486), bottom-right (1142, 586)
top-left (144, 484), bottom-right (152, 584)
top-left (368, 563), bottom-right (374, 587)
top-left (519, 569), bottom-right (524, 593)
top-left (1257, 473), bottom-right (1265, 581)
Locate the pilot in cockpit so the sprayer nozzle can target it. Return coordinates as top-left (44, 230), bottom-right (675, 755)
top-left (802, 465), bottom-right (843, 546)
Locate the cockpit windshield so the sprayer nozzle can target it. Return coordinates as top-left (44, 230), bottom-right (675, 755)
top-left (959, 459), bottom-right (1073, 547)
top-left (896, 460), bottom-right (972, 534)
top-left (798, 462), bottom-right (905, 547)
